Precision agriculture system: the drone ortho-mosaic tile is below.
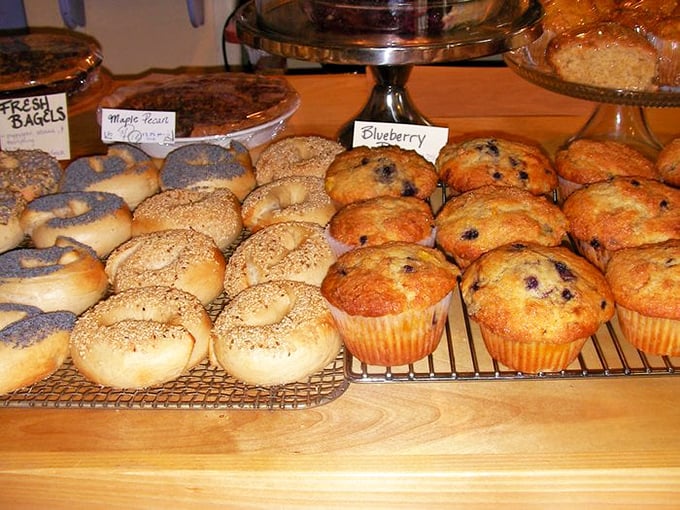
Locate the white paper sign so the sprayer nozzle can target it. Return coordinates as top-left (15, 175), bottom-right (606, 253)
top-left (100, 108), bottom-right (176, 144)
top-left (0, 93), bottom-right (70, 160)
top-left (352, 120), bottom-right (449, 163)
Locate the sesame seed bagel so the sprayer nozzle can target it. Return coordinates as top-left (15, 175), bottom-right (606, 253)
top-left (0, 149), bottom-right (62, 202)
top-left (241, 175), bottom-right (336, 233)
top-left (132, 187), bottom-right (243, 250)
top-left (160, 142), bottom-right (256, 201)
top-left (20, 191), bottom-right (133, 257)
top-left (105, 229), bottom-right (226, 305)
top-left (211, 280), bottom-right (342, 387)
top-left (223, 221), bottom-right (335, 300)
top-left (0, 303), bottom-right (75, 395)
top-left (70, 286), bottom-right (212, 389)
top-left (60, 143), bottom-right (160, 209)
top-left (255, 135), bottom-right (345, 185)
top-left (0, 189), bottom-right (26, 254)
top-left (0, 237), bottom-right (107, 315)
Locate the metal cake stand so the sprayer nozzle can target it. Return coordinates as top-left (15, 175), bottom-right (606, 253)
top-left (234, 0), bottom-right (544, 146)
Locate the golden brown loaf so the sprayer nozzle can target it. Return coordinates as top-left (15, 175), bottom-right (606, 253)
top-left (546, 22), bottom-right (658, 90)
top-left (562, 177), bottom-right (680, 270)
top-left (435, 185), bottom-right (569, 268)
top-left (326, 195), bottom-right (435, 255)
top-left (435, 137), bottom-right (558, 196)
top-left (324, 145), bottom-right (439, 206)
top-left (646, 16), bottom-right (680, 88)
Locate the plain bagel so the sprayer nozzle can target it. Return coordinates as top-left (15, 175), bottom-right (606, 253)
top-left (70, 286), bottom-right (212, 389)
top-left (211, 280), bottom-right (342, 387)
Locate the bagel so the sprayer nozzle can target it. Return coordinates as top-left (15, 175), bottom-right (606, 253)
top-left (60, 143), bottom-right (159, 209)
top-left (160, 142), bottom-right (256, 200)
top-left (0, 189), bottom-right (26, 253)
top-left (211, 280), bottom-right (342, 387)
top-left (0, 238), bottom-right (107, 315)
top-left (20, 191), bottom-right (133, 257)
top-left (0, 149), bottom-right (62, 201)
top-left (241, 175), bottom-right (336, 233)
top-left (132, 188), bottom-right (243, 250)
top-left (255, 135), bottom-right (345, 185)
top-left (0, 303), bottom-right (75, 395)
top-left (105, 229), bottom-right (226, 305)
top-left (223, 221), bottom-right (335, 300)
top-left (70, 286), bottom-right (212, 389)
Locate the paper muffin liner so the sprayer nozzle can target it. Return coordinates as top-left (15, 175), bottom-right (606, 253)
top-left (616, 304), bottom-right (680, 357)
top-left (324, 225), bottom-right (437, 258)
top-left (479, 326), bottom-right (588, 374)
top-left (326, 292), bottom-right (452, 366)
top-left (557, 175), bottom-right (583, 202)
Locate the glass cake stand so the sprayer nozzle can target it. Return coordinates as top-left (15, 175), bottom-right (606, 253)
top-left (504, 47), bottom-right (680, 158)
top-left (234, 0), bottom-right (543, 146)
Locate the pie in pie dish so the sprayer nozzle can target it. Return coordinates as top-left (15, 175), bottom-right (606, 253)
top-left (0, 30), bottom-right (102, 96)
top-left (99, 73), bottom-right (301, 138)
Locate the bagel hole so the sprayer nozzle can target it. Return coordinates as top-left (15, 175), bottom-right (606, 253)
top-left (60, 199), bottom-right (91, 218)
top-left (273, 183), bottom-right (309, 208)
top-left (241, 290), bottom-right (294, 327)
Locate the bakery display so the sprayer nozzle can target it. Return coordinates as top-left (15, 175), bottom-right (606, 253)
top-left (20, 191), bottom-right (133, 258)
top-left (0, 303), bottom-right (75, 395)
top-left (105, 229), bottom-right (226, 306)
top-left (241, 175), bottom-right (336, 232)
top-left (321, 242), bottom-right (460, 366)
top-left (562, 176), bottom-right (680, 271)
top-left (326, 195), bottom-right (436, 257)
top-left (211, 280), bottom-right (342, 387)
top-left (605, 239), bottom-right (680, 356)
top-left (222, 221), bottom-right (335, 300)
top-left (325, 145), bottom-right (439, 206)
top-left (70, 286), bottom-right (212, 389)
top-left (0, 238), bottom-right (107, 315)
top-left (131, 188), bottom-right (243, 251)
top-left (460, 243), bottom-right (615, 373)
top-left (60, 143), bottom-right (160, 210)
top-left (435, 185), bottom-right (569, 268)
top-left (436, 136), bottom-right (558, 196)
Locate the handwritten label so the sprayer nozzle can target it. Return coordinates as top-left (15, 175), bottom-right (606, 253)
top-left (0, 93), bottom-right (70, 160)
top-left (101, 108), bottom-right (175, 144)
top-left (352, 121), bottom-right (449, 163)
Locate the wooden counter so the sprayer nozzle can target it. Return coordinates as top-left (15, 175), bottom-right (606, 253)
top-left (2, 66), bottom-right (680, 509)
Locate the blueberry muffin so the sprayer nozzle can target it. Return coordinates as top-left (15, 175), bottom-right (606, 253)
top-left (554, 138), bottom-right (659, 200)
top-left (321, 242), bottom-right (460, 366)
top-left (325, 195), bottom-right (435, 257)
top-left (562, 177), bottom-right (680, 271)
top-left (605, 239), bottom-right (680, 356)
top-left (324, 145), bottom-right (439, 207)
top-left (461, 243), bottom-right (615, 373)
top-left (435, 137), bottom-right (558, 197)
top-left (435, 185), bottom-right (569, 268)
top-left (656, 137), bottom-right (680, 187)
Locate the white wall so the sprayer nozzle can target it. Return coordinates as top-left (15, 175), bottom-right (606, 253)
top-left (23, 0), bottom-right (239, 75)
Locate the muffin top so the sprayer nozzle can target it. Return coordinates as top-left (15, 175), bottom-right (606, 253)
top-left (320, 242), bottom-right (460, 317)
top-left (324, 145), bottom-right (438, 206)
top-left (605, 239), bottom-right (680, 319)
top-left (460, 243), bottom-right (615, 344)
top-left (562, 177), bottom-right (680, 251)
top-left (435, 185), bottom-right (569, 268)
top-left (656, 137), bottom-right (680, 187)
top-left (435, 137), bottom-right (557, 197)
top-left (327, 195), bottom-right (435, 249)
top-left (555, 139), bottom-right (659, 184)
